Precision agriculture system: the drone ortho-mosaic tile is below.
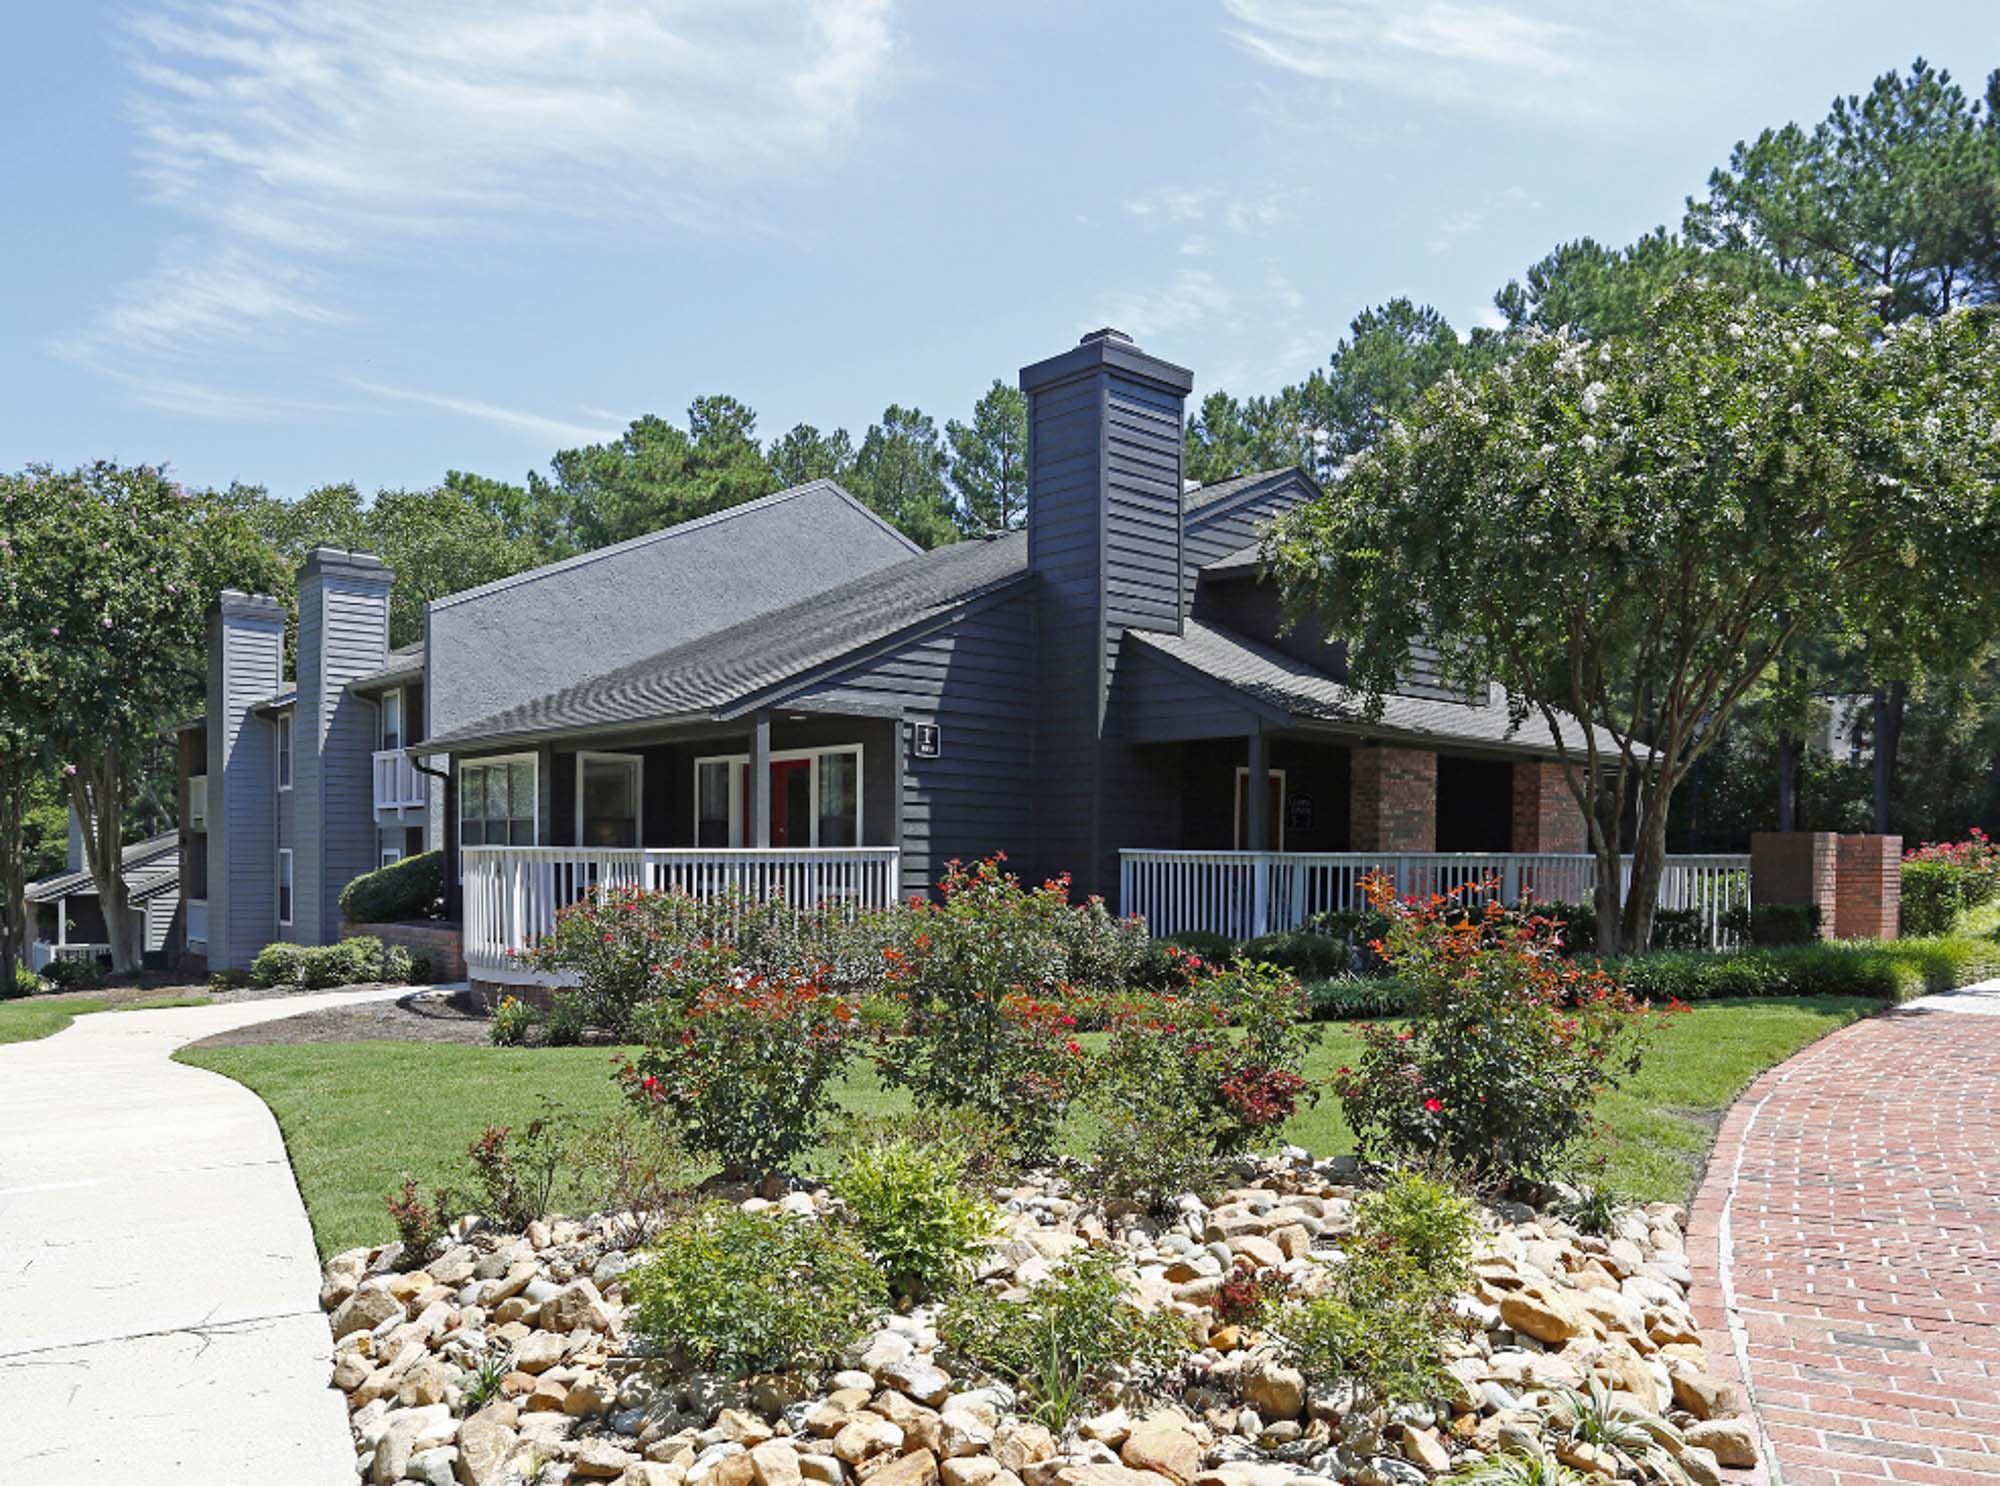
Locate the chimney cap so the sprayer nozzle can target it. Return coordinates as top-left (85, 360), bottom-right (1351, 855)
top-left (1078, 327), bottom-right (1135, 346)
top-left (1020, 326), bottom-right (1193, 397)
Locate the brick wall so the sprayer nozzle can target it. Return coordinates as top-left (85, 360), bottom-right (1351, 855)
top-left (1834, 835), bottom-right (1902, 940)
top-left (1510, 760), bottom-right (1587, 853)
top-left (1750, 832), bottom-right (1841, 940)
top-left (339, 919), bottom-right (465, 983)
top-left (1350, 745), bottom-right (1438, 852)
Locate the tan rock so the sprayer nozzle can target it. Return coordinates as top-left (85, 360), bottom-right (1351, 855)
top-left (1054, 1467), bottom-right (1173, 1486)
top-left (1676, 1446), bottom-right (1723, 1486)
top-left (541, 1278), bottom-right (614, 1334)
top-left (835, 1416), bottom-right (906, 1465)
top-left (751, 1442), bottom-right (804, 1486)
top-left (943, 1459), bottom-right (1002, 1486)
top-left (1669, 1369), bottom-right (1739, 1420)
top-left (1239, 1357), bottom-right (1305, 1420)
top-left (524, 1378), bottom-right (569, 1412)
top-left (991, 1422), bottom-right (1056, 1475)
top-left (1683, 1418), bottom-right (1758, 1468)
top-left (332, 1284), bottom-right (402, 1340)
top-left (799, 1456), bottom-right (846, 1486)
top-left (574, 1438), bottom-right (642, 1478)
top-left (1120, 1417), bottom-right (1201, 1486)
top-left (865, 1451), bottom-right (941, 1486)
top-left (1229, 1236), bottom-right (1285, 1269)
top-left (513, 1329), bottom-right (568, 1374)
top-left (399, 1361), bottom-right (454, 1407)
top-left (623, 1469), bottom-right (689, 1486)
top-left (1499, 1289), bottom-right (1592, 1345)
top-left (1399, 1425), bottom-right (1451, 1475)
top-left (1271, 1226), bottom-right (1314, 1261)
top-left (566, 1375), bottom-right (616, 1417)
top-left (455, 1404), bottom-right (518, 1486)
top-left (720, 1408), bottom-right (777, 1445)
top-left (332, 1350), bottom-right (372, 1392)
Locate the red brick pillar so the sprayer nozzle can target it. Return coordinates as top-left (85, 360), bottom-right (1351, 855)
top-left (1511, 760), bottom-right (1587, 853)
top-left (1750, 831), bottom-right (1839, 940)
top-left (1350, 745), bottom-right (1438, 852)
top-left (1833, 834), bottom-right (1902, 940)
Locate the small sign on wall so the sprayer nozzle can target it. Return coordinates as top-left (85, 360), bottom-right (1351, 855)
top-left (1288, 793), bottom-right (1315, 832)
top-left (912, 722), bottom-right (941, 758)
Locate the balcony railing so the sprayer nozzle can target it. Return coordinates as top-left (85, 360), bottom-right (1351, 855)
top-left (373, 750), bottom-right (426, 810)
top-left (462, 845), bottom-right (902, 984)
top-left (1119, 850), bottom-right (1753, 948)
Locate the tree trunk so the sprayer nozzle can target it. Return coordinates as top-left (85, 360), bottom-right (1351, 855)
top-left (0, 761), bottom-right (25, 992)
top-left (1776, 734), bottom-right (1799, 832)
top-left (68, 748), bottom-right (137, 975)
top-left (1620, 772), bottom-right (1673, 953)
top-left (1871, 682), bottom-right (1907, 836)
top-left (1590, 788), bottom-right (1624, 956)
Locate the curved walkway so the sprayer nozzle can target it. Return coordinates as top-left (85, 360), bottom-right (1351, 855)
top-left (0, 989), bottom-right (406, 1484)
top-left (1688, 981), bottom-right (2000, 1486)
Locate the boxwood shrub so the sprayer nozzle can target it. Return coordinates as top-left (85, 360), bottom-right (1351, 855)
top-left (1610, 930), bottom-right (2000, 1004)
top-left (338, 849), bottom-right (444, 925)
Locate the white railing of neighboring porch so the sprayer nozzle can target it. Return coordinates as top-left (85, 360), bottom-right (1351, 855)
top-left (373, 749), bottom-right (427, 810)
top-left (1119, 850), bottom-right (1753, 949)
top-left (28, 941), bottom-right (114, 973)
top-left (462, 845), bottom-right (902, 983)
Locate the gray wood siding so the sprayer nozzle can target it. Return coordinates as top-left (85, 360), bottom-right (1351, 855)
top-left (786, 586), bottom-right (1039, 895)
top-left (206, 595), bottom-right (285, 970)
top-left (295, 559), bottom-right (392, 946)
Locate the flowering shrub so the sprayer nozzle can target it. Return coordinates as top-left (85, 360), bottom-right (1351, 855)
top-left (1086, 951), bottom-right (1319, 1203)
top-left (1902, 830), bottom-right (2000, 935)
top-left (877, 857), bottom-right (1126, 1158)
top-left (488, 995), bottom-right (536, 1046)
top-left (1214, 1265), bottom-right (1292, 1329)
top-left (619, 947), bottom-right (859, 1177)
top-left (1335, 875), bottom-right (1668, 1187)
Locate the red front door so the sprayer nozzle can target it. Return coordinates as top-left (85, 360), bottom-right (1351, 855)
top-left (1236, 772), bottom-right (1284, 849)
top-left (769, 759), bottom-right (811, 846)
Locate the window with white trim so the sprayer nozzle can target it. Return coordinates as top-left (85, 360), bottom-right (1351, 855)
top-left (380, 688), bottom-right (403, 752)
top-left (460, 755), bottom-right (539, 849)
top-left (277, 848), bottom-right (294, 925)
top-left (277, 715), bottom-right (293, 791)
top-left (577, 752), bottom-right (643, 848)
top-left (381, 847), bottom-right (401, 868)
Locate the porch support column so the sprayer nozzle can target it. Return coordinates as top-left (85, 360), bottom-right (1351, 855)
top-left (749, 709), bottom-right (772, 848)
top-left (56, 897), bottom-right (67, 949)
top-left (1245, 729), bottom-right (1270, 851)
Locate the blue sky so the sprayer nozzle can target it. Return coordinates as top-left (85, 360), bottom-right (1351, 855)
top-left (2, 2), bottom-right (1994, 499)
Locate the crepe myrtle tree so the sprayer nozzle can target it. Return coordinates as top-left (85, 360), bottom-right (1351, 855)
top-left (1266, 279), bottom-right (2000, 953)
top-left (0, 463), bottom-right (287, 972)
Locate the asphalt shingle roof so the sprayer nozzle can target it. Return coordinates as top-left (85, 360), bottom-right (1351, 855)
top-left (1129, 619), bottom-right (1618, 758)
top-left (347, 642), bottom-right (425, 693)
top-left (27, 832), bottom-right (180, 904)
top-left (1184, 467), bottom-right (1309, 517)
top-left (426, 532), bottom-right (1032, 749)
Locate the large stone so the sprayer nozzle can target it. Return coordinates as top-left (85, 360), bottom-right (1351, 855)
top-left (1669, 1369), bottom-right (1739, 1421)
top-left (884, 1359), bottom-right (953, 1407)
top-left (1683, 1419), bottom-right (1758, 1469)
top-left (454, 1404), bottom-right (518, 1486)
top-left (541, 1278), bottom-right (615, 1334)
top-left (835, 1416), bottom-right (906, 1465)
top-left (1398, 1426), bottom-right (1451, 1476)
top-left (867, 1450), bottom-right (942, 1486)
top-left (513, 1329), bottom-right (568, 1373)
top-left (1120, 1417), bottom-right (1201, 1486)
top-left (939, 1395), bottom-right (999, 1458)
top-left (1676, 1446), bottom-right (1722, 1486)
top-left (943, 1458), bottom-right (1003, 1486)
top-left (751, 1441), bottom-right (804, 1486)
top-left (1054, 1466), bottom-right (1173, 1486)
top-left (333, 1284), bottom-right (403, 1340)
top-left (373, 1405), bottom-right (454, 1484)
top-left (991, 1422), bottom-right (1055, 1475)
top-left (1499, 1289), bottom-right (1591, 1345)
top-left (575, 1438), bottom-right (643, 1479)
top-left (1239, 1357), bottom-right (1306, 1421)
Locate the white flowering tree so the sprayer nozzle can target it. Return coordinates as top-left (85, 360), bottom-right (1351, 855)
top-left (0, 465), bottom-right (287, 973)
top-left (1266, 279), bottom-right (2000, 952)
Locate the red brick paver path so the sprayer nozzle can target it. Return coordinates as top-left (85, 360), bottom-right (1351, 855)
top-left (1687, 987), bottom-right (2000, 1486)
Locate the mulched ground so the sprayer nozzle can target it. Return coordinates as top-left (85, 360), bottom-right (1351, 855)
top-left (188, 989), bottom-right (493, 1049)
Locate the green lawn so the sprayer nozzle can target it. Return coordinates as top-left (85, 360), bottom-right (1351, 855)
top-left (181, 995), bottom-right (1871, 1258)
top-left (0, 993), bottom-right (212, 1044)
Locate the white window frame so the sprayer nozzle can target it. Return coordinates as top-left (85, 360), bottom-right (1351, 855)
top-left (458, 752), bottom-right (542, 849)
top-left (1232, 766), bottom-right (1288, 851)
top-left (381, 847), bottom-right (401, 868)
top-left (276, 714), bottom-right (293, 791)
top-left (575, 751), bottom-right (645, 848)
top-left (380, 687), bottom-right (404, 753)
top-left (691, 744), bottom-right (864, 848)
top-left (277, 847), bottom-right (294, 926)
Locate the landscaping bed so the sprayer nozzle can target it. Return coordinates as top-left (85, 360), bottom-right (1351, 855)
top-left (323, 1160), bottom-right (1755, 1486)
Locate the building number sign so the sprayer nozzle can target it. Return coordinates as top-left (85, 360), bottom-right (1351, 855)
top-left (912, 723), bottom-right (941, 758)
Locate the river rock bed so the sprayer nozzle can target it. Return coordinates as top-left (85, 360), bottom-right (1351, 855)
top-left (321, 1154), bottom-right (1755, 1486)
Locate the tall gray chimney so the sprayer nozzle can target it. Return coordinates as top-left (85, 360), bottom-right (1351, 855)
top-left (1019, 327), bottom-right (1193, 898)
top-left (206, 590), bottom-right (286, 970)
top-left (293, 547), bottom-right (393, 946)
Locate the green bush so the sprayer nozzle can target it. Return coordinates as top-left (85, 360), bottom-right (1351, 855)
top-left (1611, 928), bottom-right (2000, 1004)
top-left (1899, 860), bottom-right (1995, 936)
top-left (1306, 974), bottom-right (1416, 1020)
top-left (1241, 930), bottom-right (1351, 980)
top-left (627, 1204), bottom-right (886, 1378)
top-left (937, 1250), bottom-right (1187, 1429)
top-left (7, 963), bottom-right (44, 999)
top-left (489, 994), bottom-right (538, 1046)
top-left (1718, 901), bottom-right (1822, 946)
top-left (250, 941), bottom-right (308, 988)
top-left (831, 1133), bottom-right (997, 1300)
top-left (542, 989), bottom-right (589, 1046)
top-left (338, 850), bottom-right (444, 924)
top-left (1274, 1168), bottom-right (1476, 1403)
top-left (208, 968), bottom-right (255, 992)
top-left (41, 957), bottom-right (100, 990)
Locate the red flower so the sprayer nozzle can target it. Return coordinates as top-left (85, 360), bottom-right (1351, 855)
top-left (1423, 1097), bottom-right (1444, 1112)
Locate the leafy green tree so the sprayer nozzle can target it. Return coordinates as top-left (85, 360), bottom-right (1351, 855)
top-left (366, 488), bottom-right (543, 646)
top-left (1496, 231), bottom-right (1728, 340)
top-left (444, 469), bottom-right (570, 561)
top-left (946, 381), bottom-right (1029, 534)
top-left (849, 405), bottom-right (958, 548)
top-left (0, 464), bottom-right (287, 971)
top-left (537, 398), bottom-right (780, 552)
top-left (1267, 281), bottom-right (2000, 952)
top-left (767, 424), bottom-right (855, 488)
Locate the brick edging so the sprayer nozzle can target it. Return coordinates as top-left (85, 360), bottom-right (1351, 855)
top-left (1682, 1011), bottom-right (1888, 1486)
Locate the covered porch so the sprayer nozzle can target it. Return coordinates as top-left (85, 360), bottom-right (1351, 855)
top-left (450, 708), bottom-right (906, 985)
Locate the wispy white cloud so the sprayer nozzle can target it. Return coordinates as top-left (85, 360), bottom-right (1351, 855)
top-left (1125, 185), bottom-right (1302, 235)
top-left (1092, 271), bottom-right (1237, 342)
top-left (352, 381), bottom-right (625, 446)
top-left (63, 0), bottom-right (898, 418)
top-left (1220, 0), bottom-right (1614, 117)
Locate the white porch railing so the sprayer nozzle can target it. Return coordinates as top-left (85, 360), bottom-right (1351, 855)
top-left (1119, 850), bottom-right (1753, 949)
top-left (373, 750), bottom-right (426, 810)
top-left (462, 845), bottom-right (902, 984)
top-left (29, 941), bottom-right (113, 973)
top-left (185, 897), bottom-right (209, 947)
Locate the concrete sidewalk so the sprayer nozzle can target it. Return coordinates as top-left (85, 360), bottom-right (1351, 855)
top-left (0, 989), bottom-right (406, 1483)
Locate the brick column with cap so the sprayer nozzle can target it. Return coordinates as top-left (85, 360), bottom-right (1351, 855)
top-left (1350, 745), bottom-right (1437, 852)
top-left (1511, 760), bottom-right (1587, 854)
top-left (1834, 834), bottom-right (1901, 940)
